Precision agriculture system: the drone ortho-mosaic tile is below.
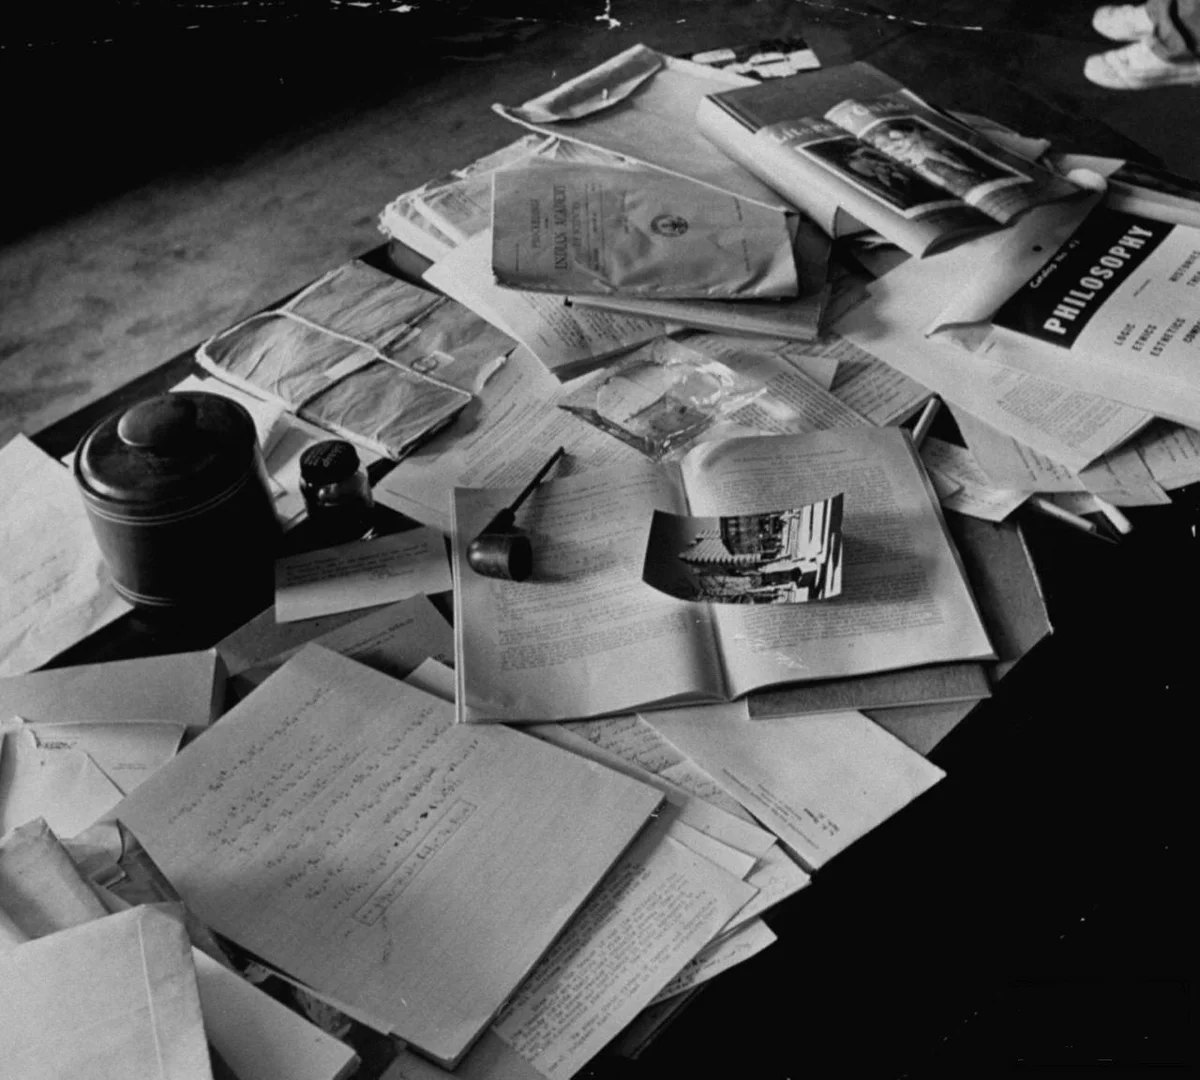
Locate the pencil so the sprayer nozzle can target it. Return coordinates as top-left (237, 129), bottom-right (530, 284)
top-left (1089, 493), bottom-right (1134, 536)
top-left (911, 397), bottom-right (941, 449)
top-left (1028, 496), bottom-right (1114, 542)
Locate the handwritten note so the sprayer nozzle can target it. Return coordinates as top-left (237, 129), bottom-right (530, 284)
top-left (115, 645), bottom-right (662, 1067)
top-left (490, 827), bottom-right (754, 1080)
top-left (386, 824), bottom-right (755, 1080)
top-left (0, 435), bottom-right (131, 677)
top-left (274, 527), bottom-right (452, 623)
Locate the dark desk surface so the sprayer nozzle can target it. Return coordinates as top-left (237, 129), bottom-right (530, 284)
top-left (26, 29), bottom-right (1198, 1073)
top-left (32, 297), bottom-right (1198, 1079)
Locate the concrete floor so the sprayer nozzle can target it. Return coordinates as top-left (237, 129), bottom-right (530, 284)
top-left (0, 3), bottom-right (1196, 1074)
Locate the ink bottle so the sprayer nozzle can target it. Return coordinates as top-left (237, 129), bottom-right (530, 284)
top-left (299, 439), bottom-right (375, 545)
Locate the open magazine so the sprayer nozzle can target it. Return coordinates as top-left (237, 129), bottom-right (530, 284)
top-left (697, 62), bottom-right (1079, 256)
top-left (451, 428), bottom-right (993, 724)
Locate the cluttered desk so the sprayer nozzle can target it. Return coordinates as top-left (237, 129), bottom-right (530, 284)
top-left (2, 27), bottom-right (1196, 1080)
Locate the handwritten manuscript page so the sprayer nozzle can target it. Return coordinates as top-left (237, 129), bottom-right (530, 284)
top-left (116, 645), bottom-right (662, 1066)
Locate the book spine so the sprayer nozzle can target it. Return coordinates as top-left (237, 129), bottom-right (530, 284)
top-left (704, 91), bottom-right (765, 135)
top-left (697, 96), bottom-right (843, 238)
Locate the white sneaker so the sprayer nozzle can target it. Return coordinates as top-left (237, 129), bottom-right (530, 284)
top-left (1092, 4), bottom-right (1155, 41)
top-left (1084, 38), bottom-right (1200, 88)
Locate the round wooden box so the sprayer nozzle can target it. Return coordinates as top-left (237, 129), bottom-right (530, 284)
top-left (74, 391), bottom-right (279, 608)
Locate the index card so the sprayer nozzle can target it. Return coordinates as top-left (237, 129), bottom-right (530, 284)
top-left (274, 526), bottom-right (452, 623)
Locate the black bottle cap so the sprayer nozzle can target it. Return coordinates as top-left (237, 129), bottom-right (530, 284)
top-left (300, 440), bottom-right (361, 485)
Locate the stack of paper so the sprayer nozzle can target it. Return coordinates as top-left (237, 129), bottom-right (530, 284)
top-left (113, 645), bottom-right (665, 1067)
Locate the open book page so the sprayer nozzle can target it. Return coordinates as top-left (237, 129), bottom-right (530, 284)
top-left (452, 462), bottom-right (728, 722)
top-left (678, 429), bottom-right (993, 695)
top-left (824, 91), bottom-right (1073, 225)
top-left (645, 704), bottom-right (946, 868)
top-left (115, 646), bottom-right (663, 1066)
top-left (372, 346), bottom-right (643, 533)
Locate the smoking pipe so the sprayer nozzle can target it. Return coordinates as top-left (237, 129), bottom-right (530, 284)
top-left (466, 447), bottom-right (566, 582)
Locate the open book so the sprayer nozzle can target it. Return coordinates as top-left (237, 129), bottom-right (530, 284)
top-left (452, 428), bottom-right (993, 723)
top-left (697, 62), bottom-right (1077, 257)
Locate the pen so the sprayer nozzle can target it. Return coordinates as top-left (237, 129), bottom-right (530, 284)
top-left (911, 397), bottom-right (941, 449)
top-left (1089, 493), bottom-right (1134, 536)
top-left (1028, 496), bottom-right (1116, 543)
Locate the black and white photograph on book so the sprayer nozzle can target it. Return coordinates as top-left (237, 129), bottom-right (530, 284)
top-left (1, 1), bottom-right (1195, 1078)
top-left (642, 498), bottom-right (845, 604)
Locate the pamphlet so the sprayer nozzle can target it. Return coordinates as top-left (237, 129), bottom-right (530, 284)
top-left (491, 161), bottom-right (799, 299)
